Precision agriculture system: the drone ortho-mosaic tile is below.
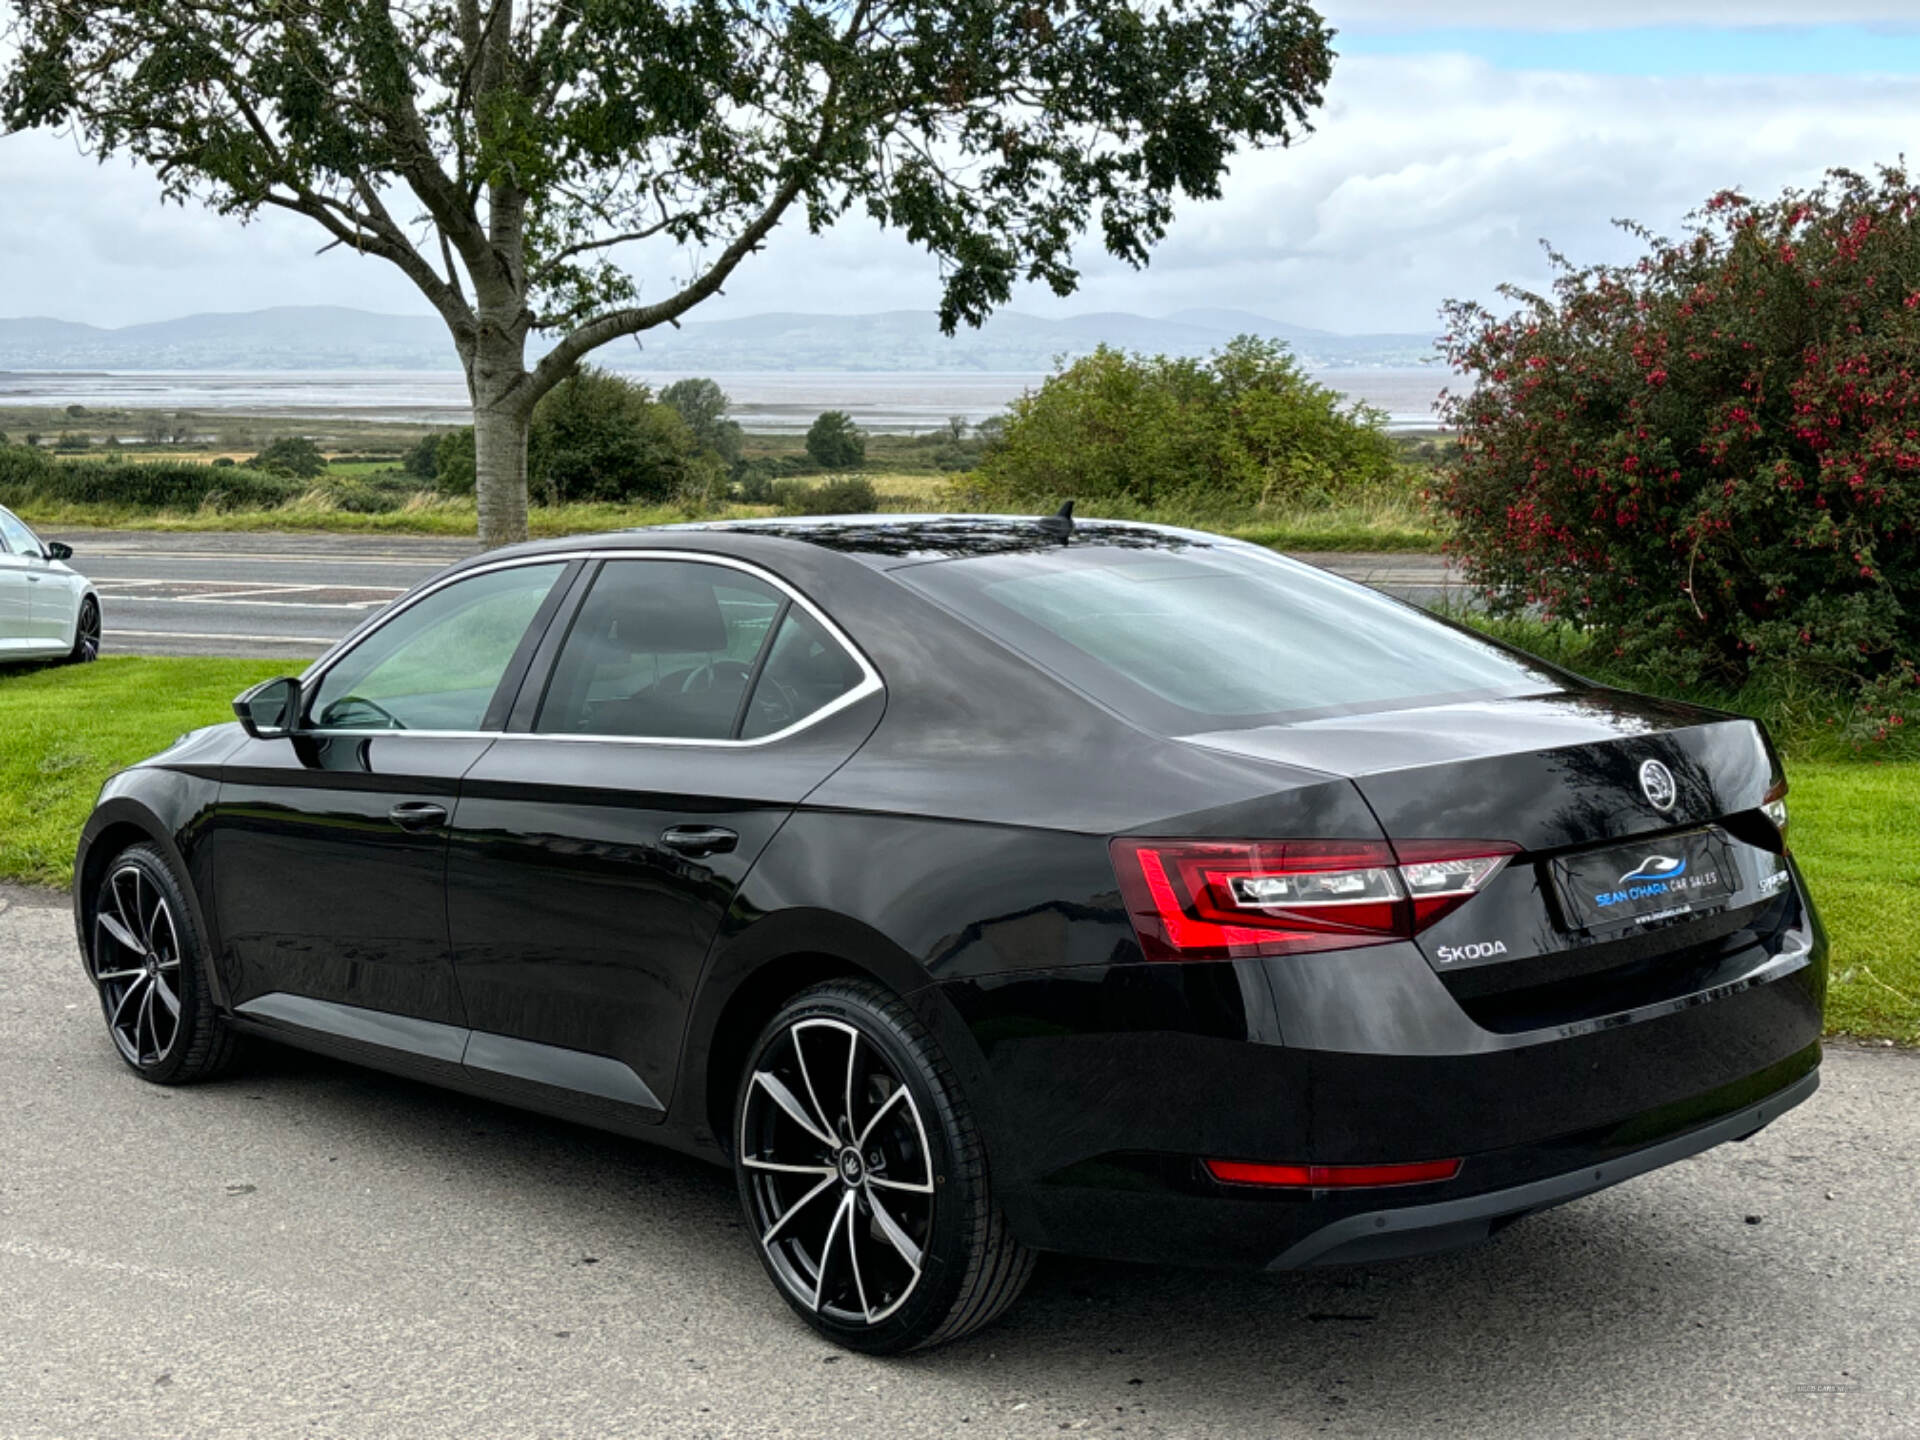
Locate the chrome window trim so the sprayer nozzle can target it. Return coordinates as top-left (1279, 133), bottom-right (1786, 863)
top-left (295, 547), bottom-right (884, 750)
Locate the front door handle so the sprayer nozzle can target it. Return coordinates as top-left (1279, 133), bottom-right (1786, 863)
top-left (659, 824), bottom-right (738, 858)
top-left (389, 801), bottom-right (449, 831)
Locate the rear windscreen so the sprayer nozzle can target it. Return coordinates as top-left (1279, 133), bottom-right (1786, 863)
top-left (898, 540), bottom-right (1567, 730)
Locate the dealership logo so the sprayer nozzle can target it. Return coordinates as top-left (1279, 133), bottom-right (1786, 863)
top-left (1638, 759), bottom-right (1678, 812)
top-left (1619, 854), bottom-right (1685, 885)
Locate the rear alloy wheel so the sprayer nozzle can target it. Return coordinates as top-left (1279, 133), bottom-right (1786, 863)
top-left (735, 979), bottom-right (1033, 1353)
top-left (88, 845), bottom-right (238, 1084)
top-left (66, 596), bottom-right (100, 664)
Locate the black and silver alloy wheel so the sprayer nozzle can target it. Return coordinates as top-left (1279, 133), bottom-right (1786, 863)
top-left (67, 596), bottom-right (101, 664)
top-left (741, 1016), bottom-right (937, 1327)
top-left (92, 862), bottom-right (184, 1067)
top-left (85, 844), bottom-right (239, 1084)
top-left (735, 980), bottom-right (1034, 1354)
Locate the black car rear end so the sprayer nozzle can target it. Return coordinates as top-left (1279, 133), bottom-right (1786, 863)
top-left (889, 527), bottom-right (1824, 1270)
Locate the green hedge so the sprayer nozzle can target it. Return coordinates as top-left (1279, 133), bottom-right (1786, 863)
top-left (0, 447), bottom-right (302, 510)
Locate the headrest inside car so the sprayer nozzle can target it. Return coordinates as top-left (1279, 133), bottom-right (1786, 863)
top-left (596, 567), bottom-right (728, 654)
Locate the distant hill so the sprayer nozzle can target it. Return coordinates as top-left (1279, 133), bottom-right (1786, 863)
top-left (0, 305), bottom-right (1438, 373)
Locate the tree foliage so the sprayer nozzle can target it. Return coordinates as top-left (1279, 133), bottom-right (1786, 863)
top-left (1437, 165), bottom-right (1920, 721)
top-left (660, 377), bottom-right (743, 466)
top-left (528, 367), bottom-right (707, 503)
top-left (804, 409), bottom-right (866, 469)
top-left (974, 337), bottom-right (1398, 510)
top-left (244, 435), bottom-right (328, 478)
top-left (2, 0), bottom-right (1334, 546)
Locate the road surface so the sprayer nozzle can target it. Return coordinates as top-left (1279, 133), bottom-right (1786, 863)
top-left (43, 529), bottom-right (1467, 660)
top-left (1, 882), bottom-right (1914, 1440)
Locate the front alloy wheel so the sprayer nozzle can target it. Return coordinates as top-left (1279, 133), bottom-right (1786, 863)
top-left (87, 845), bottom-right (238, 1083)
top-left (735, 980), bottom-right (1033, 1353)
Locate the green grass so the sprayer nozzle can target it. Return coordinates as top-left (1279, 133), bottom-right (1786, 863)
top-left (0, 655), bottom-right (1911, 1042)
top-left (0, 658), bottom-right (285, 887)
top-left (1789, 761), bottom-right (1920, 1044)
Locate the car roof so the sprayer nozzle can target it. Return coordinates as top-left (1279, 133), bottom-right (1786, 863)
top-left (469, 514), bottom-right (1237, 574)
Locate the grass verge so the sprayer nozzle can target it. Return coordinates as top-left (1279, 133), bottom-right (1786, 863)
top-left (0, 656), bottom-right (1910, 1042)
top-left (0, 658), bottom-right (285, 887)
top-left (1788, 762), bottom-right (1920, 1045)
top-left (13, 472), bottom-right (1446, 552)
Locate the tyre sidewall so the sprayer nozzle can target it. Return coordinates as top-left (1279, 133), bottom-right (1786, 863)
top-left (733, 984), bottom-right (978, 1355)
top-left (68, 596), bottom-right (99, 664)
top-left (91, 844), bottom-right (216, 1084)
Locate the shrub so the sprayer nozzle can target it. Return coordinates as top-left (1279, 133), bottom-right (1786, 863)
top-left (244, 435), bottom-right (328, 479)
top-left (403, 432), bottom-right (442, 481)
top-left (1437, 165), bottom-right (1920, 717)
top-left (435, 430), bottom-right (476, 494)
top-left (805, 410), bottom-right (866, 470)
top-left (529, 367), bottom-right (702, 504)
top-left (973, 337), bottom-right (1398, 511)
top-left (0, 448), bottom-right (300, 509)
top-left (774, 474), bottom-right (879, 515)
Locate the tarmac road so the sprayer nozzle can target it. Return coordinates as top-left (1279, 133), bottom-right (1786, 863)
top-left (43, 529), bottom-right (1469, 660)
top-left (1, 881), bottom-right (1915, 1440)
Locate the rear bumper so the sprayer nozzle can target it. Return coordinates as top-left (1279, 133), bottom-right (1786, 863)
top-left (1269, 1065), bottom-right (1817, 1268)
top-left (941, 905), bottom-right (1826, 1269)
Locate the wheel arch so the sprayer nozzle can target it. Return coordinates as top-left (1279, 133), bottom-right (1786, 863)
top-left (74, 797), bottom-right (226, 1008)
top-left (677, 909), bottom-right (999, 1174)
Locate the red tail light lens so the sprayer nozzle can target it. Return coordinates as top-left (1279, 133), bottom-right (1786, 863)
top-left (1205, 1157), bottom-right (1463, 1188)
top-left (1110, 837), bottom-right (1520, 962)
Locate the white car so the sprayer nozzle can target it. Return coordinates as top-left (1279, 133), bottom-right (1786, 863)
top-left (0, 505), bottom-right (100, 664)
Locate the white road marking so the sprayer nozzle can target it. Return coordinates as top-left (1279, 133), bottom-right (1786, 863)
top-left (109, 595), bottom-right (388, 611)
top-left (109, 628), bottom-right (338, 645)
top-left (71, 546), bottom-right (465, 566)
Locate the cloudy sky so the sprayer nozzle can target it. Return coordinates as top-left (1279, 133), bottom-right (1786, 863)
top-left (4, 2), bottom-right (1920, 334)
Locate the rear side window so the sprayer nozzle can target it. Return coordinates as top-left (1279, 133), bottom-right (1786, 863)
top-left (739, 607), bottom-right (867, 739)
top-left (537, 560), bottom-right (783, 739)
top-left (899, 542), bottom-right (1564, 730)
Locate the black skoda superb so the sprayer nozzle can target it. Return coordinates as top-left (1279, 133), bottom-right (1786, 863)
top-left (73, 516), bottom-right (1824, 1353)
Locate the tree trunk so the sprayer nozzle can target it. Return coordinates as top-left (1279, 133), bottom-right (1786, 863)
top-left (470, 324), bottom-right (532, 549)
top-left (473, 398), bottom-right (531, 549)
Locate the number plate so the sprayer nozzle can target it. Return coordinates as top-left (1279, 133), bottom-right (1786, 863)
top-left (1552, 830), bottom-right (1735, 932)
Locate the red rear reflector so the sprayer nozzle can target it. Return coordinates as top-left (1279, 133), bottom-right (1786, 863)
top-left (1111, 838), bottom-right (1520, 962)
top-left (1205, 1157), bottom-right (1463, 1189)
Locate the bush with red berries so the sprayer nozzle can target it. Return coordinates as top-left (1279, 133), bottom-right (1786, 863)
top-left (1436, 166), bottom-right (1918, 730)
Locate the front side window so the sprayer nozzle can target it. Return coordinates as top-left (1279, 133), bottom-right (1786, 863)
top-left (307, 562), bottom-right (565, 732)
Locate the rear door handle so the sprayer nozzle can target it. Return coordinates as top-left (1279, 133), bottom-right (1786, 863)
top-left (659, 825), bottom-right (738, 857)
top-left (389, 801), bottom-right (449, 831)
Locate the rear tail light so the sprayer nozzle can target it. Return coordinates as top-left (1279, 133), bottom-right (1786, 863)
top-left (1205, 1157), bottom-right (1463, 1189)
top-left (1110, 837), bottom-right (1519, 961)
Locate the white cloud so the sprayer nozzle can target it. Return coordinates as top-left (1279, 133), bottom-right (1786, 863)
top-left (1322, 1), bottom-right (1920, 30)
top-left (5, 55), bottom-right (1920, 339)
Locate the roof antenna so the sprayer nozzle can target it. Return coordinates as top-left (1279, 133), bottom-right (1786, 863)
top-left (1036, 499), bottom-right (1075, 543)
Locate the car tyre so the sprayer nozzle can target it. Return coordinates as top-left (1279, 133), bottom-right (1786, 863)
top-left (65, 595), bottom-right (100, 664)
top-left (734, 978), bottom-right (1034, 1354)
top-left (86, 843), bottom-right (239, 1084)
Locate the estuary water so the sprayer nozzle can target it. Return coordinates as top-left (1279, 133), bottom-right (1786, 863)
top-left (0, 366), bottom-right (1451, 432)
